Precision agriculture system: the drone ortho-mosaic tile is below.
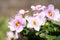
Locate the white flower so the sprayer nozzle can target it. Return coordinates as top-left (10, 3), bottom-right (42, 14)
top-left (37, 11), bottom-right (46, 25)
top-left (54, 9), bottom-right (60, 21)
top-left (33, 11), bottom-right (46, 25)
top-left (26, 16), bottom-right (42, 31)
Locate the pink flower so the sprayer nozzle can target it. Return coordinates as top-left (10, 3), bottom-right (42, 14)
top-left (6, 31), bottom-right (18, 40)
top-left (45, 4), bottom-right (55, 19)
top-left (45, 4), bottom-right (60, 21)
top-left (17, 9), bottom-right (29, 18)
top-left (8, 16), bottom-right (26, 33)
top-left (31, 5), bottom-right (46, 16)
top-left (31, 5), bottom-right (46, 11)
top-left (26, 16), bottom-right (41, 31)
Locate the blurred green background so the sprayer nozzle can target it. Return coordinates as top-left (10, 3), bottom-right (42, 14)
top-left (0, 0), bottom-right (60, 40)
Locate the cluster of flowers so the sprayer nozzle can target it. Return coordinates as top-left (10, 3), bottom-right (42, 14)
top-left (6, 4), bottom-right (60, 40)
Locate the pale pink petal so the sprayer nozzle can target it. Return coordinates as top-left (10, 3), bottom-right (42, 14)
top-left (48, 4), bottom-right (54, 10)
top-left (14, 32), bottom-right (18, 39)
top-left (31, 5), bottom-right (36, 10)
top-left (16, 27), bottom-right (23, 33)
top-left (8, 26), bottom-right (15, 31)
top-left (18, 9), bottom-right (26, 14)
top-left (7, 31), bottom-right (14, 40)
top-left (36, 5), bottom-right (41, 10)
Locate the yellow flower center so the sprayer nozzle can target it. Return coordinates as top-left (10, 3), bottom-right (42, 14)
top-left (48, 11), bottom-right (52, 16)
top-left (15, 21), bottom-right (20, 27)
top-left (33, 21), bottom-right (37, 26)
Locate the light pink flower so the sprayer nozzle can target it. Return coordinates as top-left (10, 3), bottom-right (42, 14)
top-left (17, 9), bottom-right (29, 18)
top-left (6, 31), bottom-right (18, 40)
top-left (31, 5), bottom-right (46, 11)
top-left (8, 16), bottom-right (26, 33)
top-left (31, 5), bottom-right (46, 16)
top-left (45, 4), bottom-right (55, 19)
top-left (45, 4), bottom-right (60, 21)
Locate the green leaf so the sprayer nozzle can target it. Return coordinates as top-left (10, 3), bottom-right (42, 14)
top-left (22, 28), bottom-right (29, 35)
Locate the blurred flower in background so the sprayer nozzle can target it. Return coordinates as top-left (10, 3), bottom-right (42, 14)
top-left (6, 31), bottom-right (18, 40)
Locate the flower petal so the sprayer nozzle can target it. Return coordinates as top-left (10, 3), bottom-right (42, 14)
top-left (16, 27), bottom-right (23, 33)
top-left (34, 26), bottom-right (40, 31)
top-left (27, 23), bottom-right (33, 28)
top-left (8, 26), bottom-right (15, 31)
